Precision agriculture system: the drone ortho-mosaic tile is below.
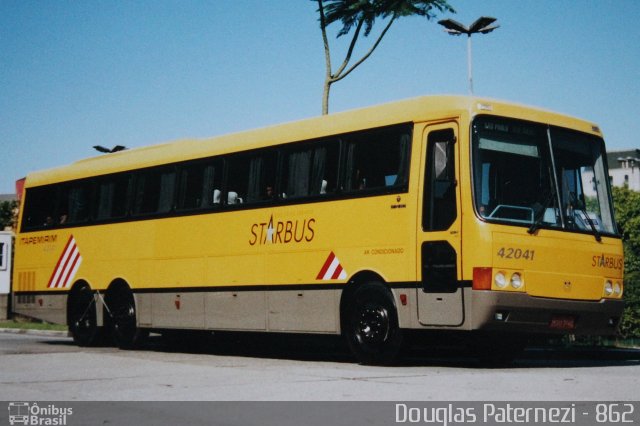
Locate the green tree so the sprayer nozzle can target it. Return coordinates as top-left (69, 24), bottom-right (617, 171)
top-left (612, 186), bottom-right (640, 339)
top-left (314, 0), bottom-right (454, 115)
top-left (0, 200), bottom-right (18, 230)
top-left (613, 186), bottom-right (640, 274)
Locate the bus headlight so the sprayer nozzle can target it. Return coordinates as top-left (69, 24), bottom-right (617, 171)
top-left (494, 272), bottom-right (507, 288)
top-left (613, 282), bottom-right (622, 296)
top-left (510, 273), bottom-right (523, 289)
top-left (604, 281), bottom-right (613, 296)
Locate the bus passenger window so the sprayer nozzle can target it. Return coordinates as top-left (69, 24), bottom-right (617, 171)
top-left (22, 185), bottom-right (58, 230)
top-left (281, 139), bottom-right (339, 199)
top-left (60, 182), bottom-right (91, 225)
top-left (177, 162), bottom-right (221, 210)
top-left (343, 125), bottom-right (411, 193)
top-left (226, 150), bottom-right (277, 206)
top-left (95, 174), bottom-right (130, 220)
top-left (133, 168), bottom-right (176, 215)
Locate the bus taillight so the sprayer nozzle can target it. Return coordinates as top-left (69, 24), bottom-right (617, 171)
top-left (473, 267), bottom-right (493, 290)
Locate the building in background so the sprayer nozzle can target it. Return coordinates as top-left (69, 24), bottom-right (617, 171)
top-left (582, 149), bottom-right (640, 198)
top-left (608, 149), bottom-right (640, 192)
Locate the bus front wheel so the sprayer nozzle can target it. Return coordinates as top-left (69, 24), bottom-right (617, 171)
top-left (344, 281), bottom-right (403, 365)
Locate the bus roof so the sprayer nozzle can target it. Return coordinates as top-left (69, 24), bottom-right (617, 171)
top-left (24, 95), bottom-right (601, 188)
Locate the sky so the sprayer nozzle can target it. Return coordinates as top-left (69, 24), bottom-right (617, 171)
top-left (1, 0), bottom-right (640, 195)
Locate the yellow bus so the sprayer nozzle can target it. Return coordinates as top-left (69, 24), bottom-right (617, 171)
top-left (12, 96), bottom-right (624, 364)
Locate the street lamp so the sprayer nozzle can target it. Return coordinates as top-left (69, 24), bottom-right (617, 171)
top-left (438, 16), bottom-right (499, 95)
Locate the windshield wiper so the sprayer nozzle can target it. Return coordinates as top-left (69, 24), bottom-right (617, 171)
top-left (528, 192), bottom-right (555, 235)
top-left (575, 208), bottom-right (602, 242)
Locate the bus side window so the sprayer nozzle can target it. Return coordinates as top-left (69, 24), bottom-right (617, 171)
top-left (177, 162), bottom-right (221, 210)
top-left (0, 242), bottom-right (5, 270)
top-left (225, 150), bottom-right (277, 206)
top-left (133, 167), bottom-right (176, 215)
top-left (343, 125), bottom-right (411, 192)
top-left (281, 139), bottom-right (339, 199)
top-left (95, 174), bottom-right (131, 220)
top-left (22, 185), bottom-right (58, 230)
top-left (423, 129), bottom-right (456, 231)
top-left (64, 182), bottom-right (91, 224)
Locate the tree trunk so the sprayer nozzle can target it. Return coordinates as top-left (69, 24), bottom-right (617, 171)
top-left (322, 79), bottom-right (331, 115)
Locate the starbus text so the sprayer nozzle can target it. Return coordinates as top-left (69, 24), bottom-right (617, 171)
top-left (249, 217), bottom-right (315, 246)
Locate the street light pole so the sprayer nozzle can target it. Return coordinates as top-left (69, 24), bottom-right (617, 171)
top-left (467, 34), bottom-right (473, 95)
top-left (438, 16), bottom-right (499, 96)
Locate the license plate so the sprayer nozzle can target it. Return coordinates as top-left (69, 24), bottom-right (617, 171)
top-left (549, 315), bottom-right (576, 330)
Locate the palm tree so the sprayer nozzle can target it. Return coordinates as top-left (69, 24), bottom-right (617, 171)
top-left (315, 0), bottom-right (454, 114)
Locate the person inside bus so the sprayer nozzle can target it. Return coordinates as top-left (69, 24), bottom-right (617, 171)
top-left (264, 185), bottom-right (275, 200)
top-left (353, 168), bottom-right (366, 190)
top-left (43, 216), bottom-right (54, 227)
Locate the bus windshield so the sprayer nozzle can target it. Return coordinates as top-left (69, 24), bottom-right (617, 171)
top-left (472, 116), bottom-right (617, 236)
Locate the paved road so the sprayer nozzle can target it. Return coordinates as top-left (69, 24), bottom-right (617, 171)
top-left (1, 331), bottom-right (639, 401)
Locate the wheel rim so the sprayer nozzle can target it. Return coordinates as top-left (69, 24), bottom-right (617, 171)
top-left (74, 316), bottom-right (93, 335)
top-left (354, 303), bottom-right (390, 345)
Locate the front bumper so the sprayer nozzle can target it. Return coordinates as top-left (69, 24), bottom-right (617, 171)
top-left (470, 290), bottom-right (625, 336)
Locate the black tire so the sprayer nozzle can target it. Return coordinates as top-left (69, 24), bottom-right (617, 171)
top-left (343, 281), bottom-right (404, 365)
top-left (67, 284), bottom-right (100, 347)
top-left (106, 284), bottom-right (148, 349)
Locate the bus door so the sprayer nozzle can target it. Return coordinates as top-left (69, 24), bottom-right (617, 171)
top-left (416, 123), bottom-right (464, 326)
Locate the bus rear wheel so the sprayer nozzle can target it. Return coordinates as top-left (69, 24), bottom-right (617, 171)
top-left (105, 283), bottom-right (147, 349)
top-left (344, 281), bottom-right (403, 365)
top-left (67, 283), bottom-right (100, 347)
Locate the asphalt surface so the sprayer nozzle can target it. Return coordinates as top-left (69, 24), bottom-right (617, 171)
top-left (1, 329), bottom-right (639, 402)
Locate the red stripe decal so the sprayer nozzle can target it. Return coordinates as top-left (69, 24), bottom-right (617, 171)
top-left (316, 251), bottom-right (336, 280)
top-left (58, 249), bottom-right (80, 289)
top-left (330, 264), bottom-right (344, 280)
top-left (47, 235), bottom-right (74, 288)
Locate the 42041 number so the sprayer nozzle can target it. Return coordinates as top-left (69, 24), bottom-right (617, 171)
top-left (497, 247), bottom-right (535, 261)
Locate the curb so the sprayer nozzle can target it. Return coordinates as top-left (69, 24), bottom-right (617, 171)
top-left (0, 327), bottom-right (70, 338)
